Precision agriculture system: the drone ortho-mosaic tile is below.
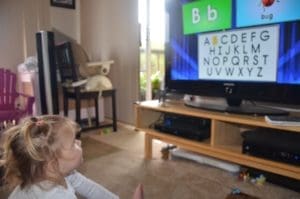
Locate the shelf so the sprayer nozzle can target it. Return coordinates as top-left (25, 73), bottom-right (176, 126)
top-left (135, 100), bottom-right (300, 180)
top-left (137, 100), bottom-right (300, 133)
top-left (215, 144), bottom-right (241, 154)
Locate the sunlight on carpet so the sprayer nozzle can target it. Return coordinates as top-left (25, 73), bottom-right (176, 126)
top-left (81, 136), bottom-right (121, 161)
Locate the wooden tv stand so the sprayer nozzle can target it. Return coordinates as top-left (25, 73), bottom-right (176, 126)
top-left (134, 100), bottom-right (300, 180)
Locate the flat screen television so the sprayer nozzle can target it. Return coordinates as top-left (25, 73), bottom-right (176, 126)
top-left (165, 0), bottom-right (300, 115)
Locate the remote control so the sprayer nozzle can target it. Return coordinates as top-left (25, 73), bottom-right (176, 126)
top-left (265, 115), bottom-right (300, 126)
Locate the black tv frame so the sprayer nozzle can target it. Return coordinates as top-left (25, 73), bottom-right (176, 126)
top-left (164, 0), bottom-right (300, 115)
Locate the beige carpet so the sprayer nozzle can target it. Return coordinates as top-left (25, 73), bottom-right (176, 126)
top-left (78, 125), bottom-right (300, 199)
top-left (81, 136), bottom-right (121, 161)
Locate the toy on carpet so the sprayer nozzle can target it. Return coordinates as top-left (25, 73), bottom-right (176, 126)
top-left (238, 171), bottom-right (250, 181)
top-left (238, 170), bottom-right (266, 186)
top-left (250, 174), bottom-right (266, 186)
top-left (225, 188), bottom-right (260, 199)
top-left (100, 127), bottom-right (112, 135)
top-left (161, 145), bottom-right (176, 160)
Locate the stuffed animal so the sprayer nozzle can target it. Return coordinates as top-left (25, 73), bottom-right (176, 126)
top-left (70, 42), bottom-right (114, 92)
top-left (84, 63), bottom-right (113, 92)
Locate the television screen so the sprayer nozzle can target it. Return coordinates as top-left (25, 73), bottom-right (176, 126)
top-left (165, 0), bottom-right (300, 114)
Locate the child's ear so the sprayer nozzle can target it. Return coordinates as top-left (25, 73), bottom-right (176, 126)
top-left (132, 184), bottom-right (144, 199)
top-left (45, 158), bottom-right (59, 174)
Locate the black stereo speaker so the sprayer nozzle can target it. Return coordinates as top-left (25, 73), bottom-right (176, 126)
top-left (154, 113), bottom-right (211, 141)
top-left (36, 31), bottom-right (59, 114)
top-left (242, 128), bottom-right (300, 166)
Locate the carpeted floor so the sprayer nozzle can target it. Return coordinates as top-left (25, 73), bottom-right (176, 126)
top-left (77, 125), bottom-right (300, 199)
top-left (81, 136), bottom-right (121, 161)
top-left (1, 124), bottom-right (299, 199)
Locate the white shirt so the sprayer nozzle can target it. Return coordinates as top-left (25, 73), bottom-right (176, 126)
top-left (8, 171), bottom-right (119, 199)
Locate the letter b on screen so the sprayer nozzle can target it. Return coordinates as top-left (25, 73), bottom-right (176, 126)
top-left (183, 0), bottom-right (232, 35)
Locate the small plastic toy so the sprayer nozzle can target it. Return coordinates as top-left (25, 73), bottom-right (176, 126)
top-left (161, 145), bottom-right (176, 160)
top-left (255, 174), bottom-right (266, 186)
top-left (238, 171), bottom-right (250, 181)
top-left (102, 128), bottom-right (112, 135)
top-left (231, 188), bottom-right (241, 194)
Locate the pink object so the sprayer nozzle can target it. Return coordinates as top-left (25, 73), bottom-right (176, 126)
top-left (0, 68), bottom-right (34, 123)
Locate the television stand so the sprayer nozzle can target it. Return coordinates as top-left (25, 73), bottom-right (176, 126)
top-left (183, 95), bottom-right (288, 116)
top-left (135, 100), bottom-right (300, 180)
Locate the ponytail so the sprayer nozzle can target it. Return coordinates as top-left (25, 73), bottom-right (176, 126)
top-left (1, 115), bottom-right (79, 189)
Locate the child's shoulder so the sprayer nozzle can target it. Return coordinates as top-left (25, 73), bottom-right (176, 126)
top-left (8, 182), bottom-right (77, 199)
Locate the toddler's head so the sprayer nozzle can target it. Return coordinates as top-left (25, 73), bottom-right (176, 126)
top-left (1, 115), bottom-right (82, 189)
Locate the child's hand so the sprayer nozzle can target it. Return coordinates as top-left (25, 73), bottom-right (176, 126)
top-left (132, 184), bottom-right (144, 199)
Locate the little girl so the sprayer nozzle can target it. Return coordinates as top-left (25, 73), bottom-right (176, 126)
top-left (1, 115), bottom-right (120, 199)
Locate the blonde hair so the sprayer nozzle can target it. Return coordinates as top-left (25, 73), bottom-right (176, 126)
top-left (1, 115), bottom-right (80, 189)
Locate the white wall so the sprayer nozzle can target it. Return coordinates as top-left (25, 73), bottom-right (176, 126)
top-left (0, 0), bottom-right (139, 124)
top-left (81, 0), bottom-right (140, 124)
top-left (0, 0), bottom-right (81, 69)
top-left (0, 0), bottom-right (50, 70)
top-left (50, 0), bottom-right (81, 43)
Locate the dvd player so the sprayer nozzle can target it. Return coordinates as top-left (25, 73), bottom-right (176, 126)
top-left (153, 113), bottom-right (210, 141)
top-left (242, 128), bottom-right (300, 166)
